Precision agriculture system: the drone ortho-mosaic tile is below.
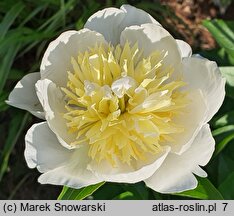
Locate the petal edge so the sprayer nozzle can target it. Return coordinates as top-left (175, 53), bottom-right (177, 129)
top-left (7, 72), bottom-right (44, 119)
top-left (145, 124), bottom-right (215, 193)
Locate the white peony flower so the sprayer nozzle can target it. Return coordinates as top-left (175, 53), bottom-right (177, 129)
top-left (7, 5), bottom-right (225, 193)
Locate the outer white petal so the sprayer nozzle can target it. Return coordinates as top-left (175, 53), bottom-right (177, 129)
top-left (170, 90), bottom-right (208, 154)
top-left (176, 39), bottom-right (192, 58)
top-left (145, 124), bottom-right (215, 193)
top-left (25, 122), bottom-right (101, 188)
top-left (6, 72), bottom-right (44, 119)
top-left (25, 122), bottom-right (72, 172)
top-left (35, 79), bottom-right (76, 149)
top-left (38, 145), bottom-right (102, 189)
top-left (120, 23), bottom-right (182, 74)
top-left (182, 57), bottom-right (226, 122)
top-left (84, 4), bottom-right (160, 45)
top-left (120, 4), bottom-right (160, 27)
top-left (87, 146), bottom-right (170, 183)
top-left (40, 29), bottom-right (107, 87)
top-left (38, 165), bottom-right (102, 189)
top-left (84, 7), bottom-right (124, 45)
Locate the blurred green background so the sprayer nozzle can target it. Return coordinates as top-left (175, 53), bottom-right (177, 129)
top-left (0, 0), bottom-right (234, 200)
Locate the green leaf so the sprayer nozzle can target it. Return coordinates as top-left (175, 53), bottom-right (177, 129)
top-left (0, 91), bottom-right (9, 112)
top-left (0, 44), bottom-right (21, 92)
top-left (212, 125), bottom-right (234, 136)
top-left (38, 0), bottom-right (76, 32)
top-left (58, 182), bottom-right (105, 200)
top-left (0, 112), bottom-right (29, 181)
top-left (174, 177), bottom-right (224, 200)
top-left (214, 133), bottom-right (234, 157)
top-left (7, 69), bottom-right (25, 80)
top-left (19, 4), bottom-right (48, 27)
top-left (0, 2), bottom-right (25, 40)
top-left (219, 67), bottom-right (234, 99)
top-left (218, 154), bottom-right (234, 185)
top-left (91, 182), bottom-right (124, 199)
top-left (212, 125), bottom-right (234, 156)
top-left (219, 172), bottom-right (234, 199)
top-left (212, 110), bottom-right (234, 128)
top-left (121, 182), bottom-right (149, 200)
top-left (203, 20), bottom-right (234, 63)
top-left (0, 28), bottom-right (53, 54)
top-left (113, 191), bottom-right (134, 200)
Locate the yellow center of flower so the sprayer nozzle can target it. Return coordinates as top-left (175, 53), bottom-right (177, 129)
top-left (62, 42), bottom-right (188, 166)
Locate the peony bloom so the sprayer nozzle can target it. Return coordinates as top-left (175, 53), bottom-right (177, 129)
top-left (7, 5), bottom-right (225, 193)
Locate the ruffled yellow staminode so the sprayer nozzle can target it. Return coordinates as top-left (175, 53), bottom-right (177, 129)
top-left (62, 42), bottom-right (188, 166)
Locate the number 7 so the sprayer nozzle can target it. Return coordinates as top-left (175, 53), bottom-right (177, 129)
top-left (222, 203), bottom-right (228, 211)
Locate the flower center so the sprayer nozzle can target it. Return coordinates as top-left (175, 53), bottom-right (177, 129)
top-left (62, 42), bottom-right (188, 166)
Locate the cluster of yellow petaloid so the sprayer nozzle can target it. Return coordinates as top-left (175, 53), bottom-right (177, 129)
top-left (62, 42), bottom-right (188, 166)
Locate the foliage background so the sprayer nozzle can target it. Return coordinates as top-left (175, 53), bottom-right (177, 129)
top-left (0, 0), bottom-right (234, 200)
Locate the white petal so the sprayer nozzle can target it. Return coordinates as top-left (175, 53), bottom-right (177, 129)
top-left (145, 124), bottom-right (215, 193)
top-left (25, 122), bottom-right (72, 172)
top-left (38, 165), bottom-right (102, 189)
top-left (84, 8), bottom-right (124, 45)
top-left (87, 146), bottom-right (170, 183)
top-left (170, 90), bottom-right (208, 154)
top-left (120, 4), bottom-right (160, 27)
top-left (25, 122), bottom-right (101, 188)
top-left (40, 29), bottom-right (107, 87)
top-left (192, 166), bottom-right (207, 178)
top-left (120, 23), bottom-right (182, 74)
top-left (84, 4), bottom-right (160, 45)
top-left (6, 72), bottom-right (44, 119)
top-left (38, 146), bottom-right (101, 189)
top-left (176, 39), bottom-right (192, 58)
top-left (35, 79), bottom-right (76, 149)
top-left (182, 57), bottom-right (226, 122)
